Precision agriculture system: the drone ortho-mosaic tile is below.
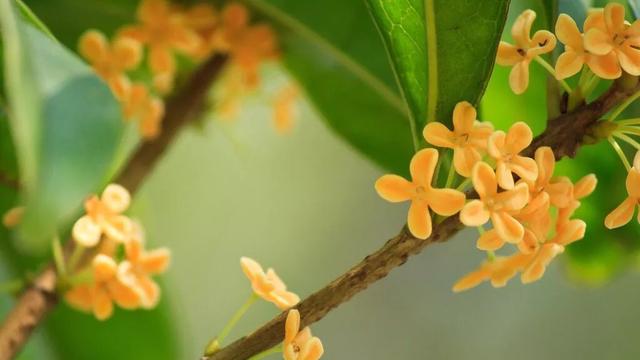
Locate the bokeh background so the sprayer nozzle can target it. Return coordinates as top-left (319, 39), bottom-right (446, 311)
top-left (2, 0), bottom-right (640, 359)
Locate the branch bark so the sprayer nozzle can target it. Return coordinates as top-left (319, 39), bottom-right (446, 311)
top-left (0, 54), bottom-right (228, 360)
top-left (205, 81), bottom-right (639, 360)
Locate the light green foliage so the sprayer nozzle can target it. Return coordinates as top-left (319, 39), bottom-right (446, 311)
top-left (0, 0), bottom-right (124, 252)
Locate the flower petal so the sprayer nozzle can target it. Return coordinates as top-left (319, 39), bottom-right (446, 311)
top-left (452, 264), bottom-right (492, 292)
top-left (491, 211), bottom-right (524, 243)
top-left (72, 216), bottom-right (102, 247)
top-left (555, 50), bottom-right (584, 80)
top-left (476, 229), bottom-right (504, 251)
top-left (555, 14), bottom-right (583, 49)
top-left (511, 10), bottom-right (536, 47)
top-left (140, 247), bottom-right (171, 275)
top-left (510, 155), bottom-right (538, 183)
top-left (410, 148), bottom-right (438, 187)
top-left (453, 146), bottom-right (482, 177)
top-left (92, 287), bottom-right (114, 321)
top-left (529, 30), bottom-right (557, 57)
top-left (375, 175), bottom-right (414, 203)
top-left (487, 130), bottom-right (506, 159)
top-left (408, 200), bottom-right (432, 239)
top-left (584, 28), bottom-right (614, 56)
top-left (495, 161), bottom-right (515, 190)
top-left (505, 122), bottom-right (533, 154)
top-left (452, 101), bottom-right (476, 133)
top-left (509, 60), bottom-right (530, 94)
top-left (521, 243), bottom-right (564, 284)
top-left (604, 3), bottom-right (626, 35)
top-left (471, 162), bottom-right (497, 199)
top-left (427, 188), bottom-right (466, 216)
top-left (496, 42), bottom-right (523, 66)
top-left (534, 146), bottom-right (555, 185)
top-left (587, 51), bottom-right (621, 79)
top-left (459, 200), bottom-right (490, 226)
top-left (300, 337), bottom-right (324, 360)
top-left (93, 254), bottom-right (118, 282)
top-left (240, 256), bottom-right (264, 283)
top-left (423, 122), bottom-right (455, 148)
top-left (496, 182), bottom-right (530, 212)
top-left (285, 309), bottom-right (300, 344)
top-left (604, 197), bottom-right (636, 229)
top-left (617, 45), bottom-right (640, 76)
top-left (102, 184), bottom-right (131, 214)
top-left (626, 168), bottom-right (640, 198)
top-left (573, 173), bottom-right (597, 199)
top-left (78, 30), bottom-right (108, 64)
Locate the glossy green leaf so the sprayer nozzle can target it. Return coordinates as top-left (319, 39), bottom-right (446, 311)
top-left (0, 0), bottom-right (124, 253)
top-left (246, 0), bottom-right (415, 175)
top-left (366, 0), bottom-right (510, 133)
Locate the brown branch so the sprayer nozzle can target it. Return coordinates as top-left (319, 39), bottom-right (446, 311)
top-left (0, 54), bottom-right (229, 360)
top-left (206, 81), bottom-right (640, 360)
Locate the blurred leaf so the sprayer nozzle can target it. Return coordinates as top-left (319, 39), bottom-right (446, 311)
top-left (247, 0), bottom-right (415, 175)
top-left (366, 0), bottom-right (510, 131)
top-left (0, 0), bottom-right (124, 253)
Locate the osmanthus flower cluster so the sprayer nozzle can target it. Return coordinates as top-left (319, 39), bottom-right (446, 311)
top-left (204, 257), bottom-right (323, 358)
top-left (496, 4), bottom-right (639, 95)
top-left (376, 101), bottom-right (597, 290)
top-left (78, 0), bottom-right (299, 138)
top-left (64, 184), bottom-right (170, 320)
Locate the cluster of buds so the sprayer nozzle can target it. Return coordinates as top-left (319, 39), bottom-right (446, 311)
top-left (78, 0), bottom-right (298, 138)
top-left (65, 184), bottom-right (170, 320)
top-left (496, 4), bottom-right (638, 94)
top-left (376, 101), bottom-right (596, 290)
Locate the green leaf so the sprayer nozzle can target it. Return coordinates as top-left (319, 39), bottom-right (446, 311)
top-left (246, 0), bottom-right (415, 175)
top-left (0, 0), bottom-right (124, 253)
top-left (366, 0), bottom-right (510, 133)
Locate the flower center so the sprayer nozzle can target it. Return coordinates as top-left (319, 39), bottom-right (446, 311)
top-left (454, 133), bottom-right (470, 146)
top-left (613, 33), bottom-right (629, 46)
top-left (516, 48), bottom-right (526, 57)
top-left (415, 185), bottom-right (429, 201)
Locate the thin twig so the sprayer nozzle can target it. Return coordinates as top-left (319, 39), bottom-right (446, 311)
top-left (0, 54), bottom-right (228, 360)
top-left (205, 80), bottom-right (639, 360)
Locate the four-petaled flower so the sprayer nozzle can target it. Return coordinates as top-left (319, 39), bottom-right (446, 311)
top-left (460, 162), bottom-right (530, 243)
top-left (584, 3), bottom-right (640, 76)
top-left (284, 309), bottom-right (324, 360)
top-left (488, 121), bottom-right (538, 190)
top-left (423, 101), bottom-right (494, 177)
top-left (375, 148), bottom-right (466, 239)
top-left (240, 257), bottom-right (300, 310)
top-left (78, 30), bottom-right (142, 100)
top-left (605, 152), bottom-right (640, 229)
top-left (72, 184), bottom-right (133, 247)
top-left (554, 13), bottom-right (621, 79)
top-left (496, 9), bottom-right (557, 94)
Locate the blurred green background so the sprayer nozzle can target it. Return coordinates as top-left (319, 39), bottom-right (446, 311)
top-left (2, 0), bottom-right (640, 359)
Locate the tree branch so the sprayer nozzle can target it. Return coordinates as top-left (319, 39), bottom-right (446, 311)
top-left (205, 81), bottom-right (639, 360)
top-left (0, 54), bottom-right (228, 360)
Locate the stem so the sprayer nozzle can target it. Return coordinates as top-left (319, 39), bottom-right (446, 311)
top-left (52, 236), bottom-right (65, 278)
top-left (249, 346), bottom-right (283, 360)
top-left (444, 154), bottom-right (456, 189)
top-left (614, 132), bottom-right (640, 151)
top-left (216, 293), bottom-right (259, 346)
top-left (617, 118), bottom-right (640, 126)
top-left (67, 245), bottom-right (84, 273)
top-left (533, 56), bottom-right (572, 94)
top-left (620, 126), bottom-right (640, 136)
top-left (610, 89), bottom-right (640, 121)
top-left (608, 136), bottom-right (631, 171)
top-left (455, 178), bottom-right (471, 192)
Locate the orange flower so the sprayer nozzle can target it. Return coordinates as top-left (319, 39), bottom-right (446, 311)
top-left (284, 309), bottom-right (324, 360)
top-left (65, 254), bottom-right (143, 320)
top-left (211, 3), bottom-right (250, 53)
top-left (122, 83), bottom-right (165, 139)
top-left (452, 252), bottom-right (532, 292)
top-left (557, 173), bottom-right (597, 228)
top-left (78, 30), bottom-right (142, 100)
top-left (487, 122), bottom-right (538, 189)
top-left (584, 3), bottom-right (640, 76)
top-left (423, 101), bottom-right (494, 177)
top-left (119, 0), bottom-right (201, 93)
top-left (184, 3), bottom-right (218, 59)
top-left (273, 84), bottom-right (299, 134)
top-left (521, 147), bottom-right (573, 213)
top-left (240, 257), bottom-right (300, 310)
top-left (554, 14), bottom-right (621, 79)
top-left (496, 10), bottom-right (556, 94)
top-left (230, 24), bottom-right (278, 87)
top-left (521, 218), bottom-right (586, 283)
top-left (460, 162), bottom-right (529, 243)
top-left (118, 224), bottom-right (171, 308)
top-left (375, 149), bottom-right (466, 239)
top-left (72, 184), bottom-right (133, 247)
top-left (605, 153), bottom-right (640, 229)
